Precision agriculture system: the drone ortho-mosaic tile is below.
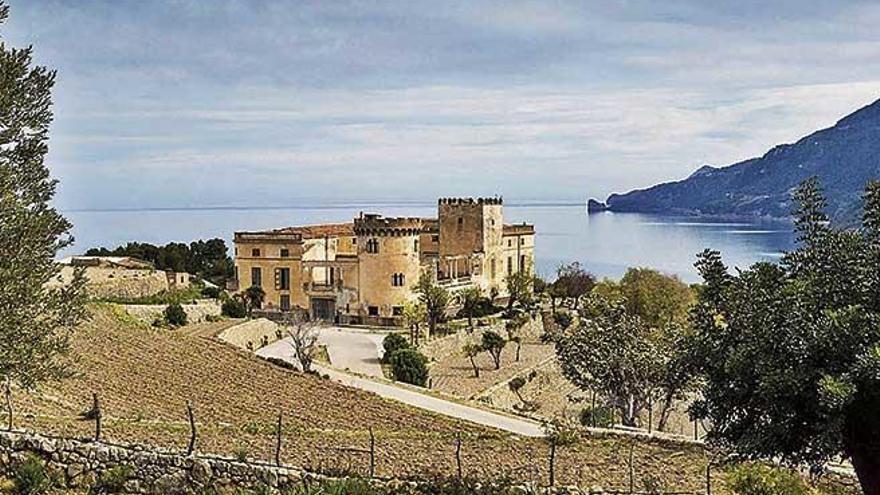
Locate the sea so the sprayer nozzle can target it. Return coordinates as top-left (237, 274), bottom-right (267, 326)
top-left (62, 201), bottom-right (796, 284)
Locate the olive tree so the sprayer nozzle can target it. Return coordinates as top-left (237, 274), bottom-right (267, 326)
top-left (481, 330), bottom-right (506, 370)
top-left (282, 313), bottom-right (323, 373)
top-left (686, 178), bottom-right (880, 495)
top-left (415, 271), bottom-right (449, 338)
top-left (0, 1), bottom-right (88, 430)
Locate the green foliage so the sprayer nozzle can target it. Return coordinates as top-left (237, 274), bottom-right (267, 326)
top-left (382, 333), bottom-right (410, 359)
top-left (481, 331), bottom-right (506, 369)
top-left (85, 238), bottom-right (234, 286)
top-left (201, 286), bottom-right (221, 299)
top-left (222, 298), bottom-right (247, 318)
top-left (163, 303), bottom-right (188, 327)
top-left (387, 348), bottom-right (429, 387)
top-left (100, 285), bottom-right (203, 305)
top-left (12, 455), bottom-right (55, 495)
top-left (457, 287), bottom-right (497, 328)
top-left (415, 272), bottom-right (450, 336)
top-left (579, 405), bottom-right (615, 428)
top-left (504, 270), bottom-right (534, 311)
top-left (552, 262), bottom-right (595, 309)
top-left (619, 267), bottom-right (694, 328)
top-left (0, 2), bottom-right (88, 405)
top-left (233, 444), bottom-right (249, 462)
top-left (726, 463), bottom-right (811, 495)
top-left (92, 465), bottom-right (134, 494)
top-left (243, 286), bottom-right (265, 315)
top-left (553, 312), bottom-right (572, 330)
top-left (686, 178), bottom-right (880, 492)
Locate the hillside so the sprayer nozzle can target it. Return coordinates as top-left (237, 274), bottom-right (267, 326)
top-left (591, 98), bottom-right (880, 223)
top-left (14, 304), bottom-right (718, 491)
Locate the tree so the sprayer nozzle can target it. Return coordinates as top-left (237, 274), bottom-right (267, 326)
top-left (382, 333), bottom-right (410, 359)
top-left (481, 331), bottom-right (506, 370)
top-left (282, 313), bottom-right (323, 373)
top-left (686, 178), bottom-right (880, 495)
top-left (415, 271), bottom-right (449, 339)
top-left (163, 303), bottom-right (187, 327)
top-left (555, 297), bottom-right (672, 427)
top-left (387, 348), bottom-right (429, 386)
top-left (459, 286), bottom-right (483, 332)
top-left (221, 298), bottom-right (247, 318)
top-left (0, 1), bottom-right (88, 430)
top-left (242, 285), bottom-right (265, 316)
top-left (505, 312), bottom-right (529, 362)
top-left (508, 376), bottom-right (527, 405)
top-left (402, 300), bottom-right (427, 346)
top-left (462, 343), bottom-right (482, 378)
top-left (554, 262), bottom-right (595, 310)
top-left (619, 267), bottom-right (693, 328)
top-left (505, 270), bottom-right (534, 311)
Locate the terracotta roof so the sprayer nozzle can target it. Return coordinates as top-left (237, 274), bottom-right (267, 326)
top-left (272, 223), bottom-right (354, 239)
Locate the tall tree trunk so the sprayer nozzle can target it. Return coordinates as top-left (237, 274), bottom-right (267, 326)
top-left (469, 356), bottom-right (479, 378)
top-left (656, 391), bottom-right (676, 432)
top-left (844, 408), bottom-right (880, 495)
top-left (515, 341), bottom-right (521, 361)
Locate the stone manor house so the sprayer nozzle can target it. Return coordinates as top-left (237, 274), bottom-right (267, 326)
top-left (233, 197), bottom-right (535, 325)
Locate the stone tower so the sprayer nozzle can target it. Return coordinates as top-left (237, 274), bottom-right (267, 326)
top-left (437, 197), bottom-right (504, 293)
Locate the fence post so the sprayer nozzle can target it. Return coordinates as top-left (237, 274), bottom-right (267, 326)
top-left (706, 461), bottom-right (712, 495)
top-left (548, 438), bottom-right (556, 487)
top-left (455, 432), bottom-right (463, 480)
top-left (5, 377), bottom-right (13, 431)
top-left (628, 442), bottom-right (635, 494)
top-left (590, 390), bottom-right (596, 427)
top-left (694, 418), bottom-right (699, 441)
top-left (647, 396), bottom-right (653, 434)
top-left (92, 393), bottom-right (102, 442)
top-left (186, 401), bottom-right (196, 455)
top-left (368, 426), bottom-right (376, 478)
top-left (275, 412), bottom-right (283, 466)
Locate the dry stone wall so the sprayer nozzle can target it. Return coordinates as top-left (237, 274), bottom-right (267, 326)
top-left (123, 300), bottom-right (221, 325)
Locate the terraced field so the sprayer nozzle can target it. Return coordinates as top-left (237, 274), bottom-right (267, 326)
top-left (15, 304), bottom-right (724, 491)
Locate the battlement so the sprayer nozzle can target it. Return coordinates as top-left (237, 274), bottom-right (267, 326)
top-left (354, 214), bottom-right (424, 236)
top-left (437, 197), bottom-right (503, 206)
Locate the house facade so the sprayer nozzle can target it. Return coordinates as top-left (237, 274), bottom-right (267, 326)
top-left (233, 197), bottom-right (535, 325)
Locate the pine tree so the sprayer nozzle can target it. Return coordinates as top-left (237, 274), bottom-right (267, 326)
top-left (0, 1), bottom-right (87, 429)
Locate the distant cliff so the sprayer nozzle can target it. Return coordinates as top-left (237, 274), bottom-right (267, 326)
top-left (590, 98), bottom-right (880, 224)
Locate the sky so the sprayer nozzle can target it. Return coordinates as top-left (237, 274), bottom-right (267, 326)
top-left (4, 0), bottom-right (880, 210)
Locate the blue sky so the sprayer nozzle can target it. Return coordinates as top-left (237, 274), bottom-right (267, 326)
top-left (5, 0), bottom-right (880, 209)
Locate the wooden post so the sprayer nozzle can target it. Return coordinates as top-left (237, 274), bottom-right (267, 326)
top-left (647, 396), bottom-right (653, 434)
top-left (4, 377), bottom-right (13, 431)
top-left (455, 432), bottom-right (463, 480)
top-left (186, 401), bottom-right (196, 455)
top-left (368, 426), bottom-right (376, 478)
top-left (628, 442), bottom-right (635, 494)
top-left (548, 438), bottom-right (556, 487)
top-left (92, 393), bottom-right (102, 442)
top-left (590, 390), bottom-right (596, 427)
top-left (706, 461), bottom-right (712, 495)
top-left (275, 412), bottom-right (283, 466)
top-left (694, 418), bottom-right (699, 441)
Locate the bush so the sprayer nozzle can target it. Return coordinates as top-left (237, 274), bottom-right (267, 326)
top-left (382, 333), bottom-right (410, 360)
top-left (387, 348), bottom-right (429, 387)
top-left (93, 465), bottom-right (134, 494)
top-left (12, 454), bottom-right (54, 495)
top-left (200, 286), bottom-right (221, 299)
top-left (163, 303), bottom-right (188, 326)
top-left (579, 405), bottom-right (615, 428)
top-left (222, 298), bottom-right (247, 318)
top-left (726, 463), bottom-right (811, 495)
top-left (553, 312), bottom-right (572, 329)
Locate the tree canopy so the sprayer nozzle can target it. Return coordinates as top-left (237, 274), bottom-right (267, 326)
top-left (687, 177), bottom-right (880, 494)
top-left (0, 0), bottom-right (87, 427)
top-left (86, 238), bottom-right (234, 286)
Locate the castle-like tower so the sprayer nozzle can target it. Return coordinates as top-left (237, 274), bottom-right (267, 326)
top-left (354, 214), bottom-right (423, 317)
top-left (437, 197), bottom-right (505, 293)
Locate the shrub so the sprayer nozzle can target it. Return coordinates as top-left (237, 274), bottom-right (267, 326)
top-left (164, 303), bottom-right (188, 326)
top-left (93, 465), bottom-right (134, 494)
top-left (387, 348), bottom-right (429, 387)
top-left (382, 333), bottom-right (410, 360)
top-left (481, 330), bottom-right (506, 369)
top-left (579, 405), bottom-right (615, 428)
top-left (234, 444), bottom-right (249, 462)
top-left (201, 286), bottom-right (221, 299)
top-left (726, 463), bottom-right (811, 495)
top-left (222, 298), bottom-right (247, 318)
top-left (12, 454), bottom-right (54, 495)
top-left (553, 312), bottom-right (572, 330)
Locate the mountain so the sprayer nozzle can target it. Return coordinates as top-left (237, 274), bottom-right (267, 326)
top-left (590, 98), bottom-right (880, 224)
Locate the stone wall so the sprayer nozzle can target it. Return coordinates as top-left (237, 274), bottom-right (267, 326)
top-left (123, 300), bottom-right (221, 325)
top-left (0, 430), bottom-right (588, 494)
top-left (217, 318), bottom-right (282, 350)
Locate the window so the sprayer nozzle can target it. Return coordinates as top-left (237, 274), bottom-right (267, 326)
top-left (457, 217), bottom-right (463, 231)
top-left (280, 295), bottom-right (291, 311)
top-left (392, 306), bottom-right (404, 316)
top-left (520, 238), bottom-right (525, 245)
top-left (251, 267), bottom-right (262, 287)
top-left (368, 306), bottom-right (379, 316)
top-left (366, 238), bottom-right (379, 254)
top-left (432, 235), bottom-right (439, 242)
top-left (413, 239), bottom-right (419, 252)
top-left (491, 258), bottom-right (496, 278)
top-left (276, 268), bottom-right (290, 290)
top-left (352, 238), bottom-right (357, 245)
top-left (251, 248), bottom-right (261, 257)
top-left (507, 256), bottom-right (513, 276)
top-left (280, 248), bottom-right (290, 258)
top-left (520, 255), bottom-right (526, 272)
top-left (508, 239), bottom-right (512, 247)
top-left (234, 247), bottom-right (239, 255)
top-left (391, 273), bottom-right (406, 287)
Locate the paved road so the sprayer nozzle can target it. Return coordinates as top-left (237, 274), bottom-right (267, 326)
top-left (316, 327), bottom-right (385, 378)
top-left (257, 338), bottom-right (544, 437)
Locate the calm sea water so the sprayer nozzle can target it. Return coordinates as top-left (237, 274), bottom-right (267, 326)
top-left (62, 202), bottom-right (796, 283)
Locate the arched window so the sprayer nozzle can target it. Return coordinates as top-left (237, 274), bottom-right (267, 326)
top-left (391, 273), bottom-right (406, 287)
top-left (366, 238), bottom-right (379, 254)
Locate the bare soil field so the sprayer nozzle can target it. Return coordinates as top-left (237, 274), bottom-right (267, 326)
top-left (13, 305), bottom-right (729, 491)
